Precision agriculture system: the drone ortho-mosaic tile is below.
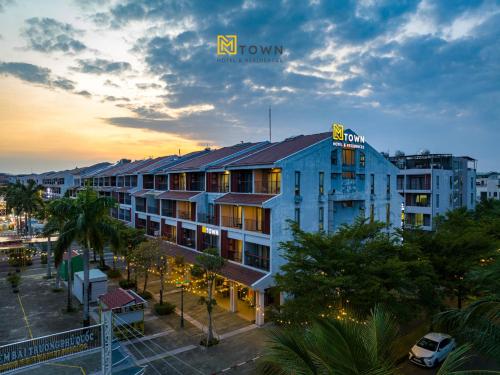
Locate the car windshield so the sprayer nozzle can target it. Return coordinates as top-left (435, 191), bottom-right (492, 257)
top-left (417, 338), bottom-right (438, 351)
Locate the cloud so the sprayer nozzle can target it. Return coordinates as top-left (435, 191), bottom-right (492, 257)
top-left (75, 90), bottom-right (91, 97)
top-left (71, 58), bottom-right (132, 74)
top-left (102, 95), bottom-right (130, 102)
top-left (22, 17), bottom-right (86, 53)
top-left (0, 0), bottom-right (14, 13)
top-left (0, 61), bottom-right (80, 96)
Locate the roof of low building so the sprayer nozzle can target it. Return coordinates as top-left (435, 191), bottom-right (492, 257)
top-left (157, 191), bottom-right (202, 200)
top-left (214, 193), bottom-right (275, 206)
top-left (99, 288), bottom-right (141, 309)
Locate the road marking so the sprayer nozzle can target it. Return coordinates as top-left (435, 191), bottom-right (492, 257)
top-left (135, 344), bottom-right (197, 366)
top-left (218, 324), bottom-right (258, 340)
top-left (17, 294), bottom-right (33, 339)
top-left (124, 329), bottom-right (175, 345)
top-left (48, 362), bottom-right (86, 375)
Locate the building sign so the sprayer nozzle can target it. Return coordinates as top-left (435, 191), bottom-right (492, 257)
top-left (201, 226), bottom-right (219, 236)
top-left (0, 325), bottom-right (101, 373)
top-left (332, 123), bottom-right (365, 149)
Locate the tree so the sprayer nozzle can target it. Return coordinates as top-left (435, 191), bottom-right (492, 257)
top-left (196, 248), bottom-right (225, 346)
top-left (115, 223), bottom-right (146, 282)
top-left (55, 187), bottom-right (119, 326)
top-left (405, 207), bottom-right (497, 309)
top-left (21, 180), bottom-right (44, 236)
top-left (258, 306), bottom-right (399, 375)
top-left (275, 218), bottom-right (438, 323)
top-left (132, 238), bottom-right (161, 294)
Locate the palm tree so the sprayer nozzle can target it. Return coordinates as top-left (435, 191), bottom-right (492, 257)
top-left (3, 182), bottom-right (25, 234)
top-left (21, 180), bottom-right (44, 237)
top-left (55, 187), bottom-right (119, 326)
top-left (46, 198), bottom-right (77, 311)
top-left (258, 305), bottom-right (399, 375)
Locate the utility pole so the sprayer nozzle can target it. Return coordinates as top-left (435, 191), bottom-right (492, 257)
top-left (268, 106), bottom-right (272, 142)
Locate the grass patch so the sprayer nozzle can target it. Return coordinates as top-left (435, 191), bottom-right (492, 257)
top-left (119, 280), bottom-right (136, 289)
top-left (107, 269), bottom-right (122, 279)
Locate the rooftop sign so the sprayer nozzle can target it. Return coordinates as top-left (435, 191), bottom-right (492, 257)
top-left (332, 123), bottom-right (365, 149)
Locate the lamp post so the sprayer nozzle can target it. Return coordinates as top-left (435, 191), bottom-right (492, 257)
top-left (176, 277), bottom-right (189, 328)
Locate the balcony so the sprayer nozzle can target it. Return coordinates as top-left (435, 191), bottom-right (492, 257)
top-left (244, 218), bottom-right (263, 233)
top-left (136, 204), bottom-right (146, 213)
top-left (177, 210), bottom-right (192, 220)
top-left (198, 213), bottom-right (216, 225)
top-left (161, 208), bottom-right (176, 218)
top-left (147, 205), bottom-right (160, 215)
top-left (254, 180), bottom-right (280, 194)
top-left (221, 215), bottom-right (242, 229)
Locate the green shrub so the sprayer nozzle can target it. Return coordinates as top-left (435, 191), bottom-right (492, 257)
top-left (119, 280), bottom-right (136, 289)
top-left (40, 253), bottom-right (48, 264)
top-left (139, 291), bottom-right (153, 300)
top-left (107, 269), bottom-right (122, 279)
top-left (200, 337), bottom-right (219, 347)
top-left (7, 273), bottom-right (20, 286)
top-left (154, 302), bottom-right (176, 315)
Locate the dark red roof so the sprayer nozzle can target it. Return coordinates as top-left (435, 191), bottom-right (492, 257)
top-left (206, 142), bottom-right (270, 170)
top-left (100, 288), bottom-right (135, 309)
top-left (227, 132), bottom-right (331, 167)
top-left (214, 193), bottom-right (275, 205)
top-left (94, 160), bottom-right (145, 177)
top-left (122, 158), bottom-right (164, 174)
top-left (162, 242), bottom-right (266, 286)
top-left (157, 191), bottom-right (202, 200)
top-left (167, 143), bottom-right (260, 171)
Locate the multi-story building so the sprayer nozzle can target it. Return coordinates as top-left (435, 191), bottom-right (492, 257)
top-left (476, 172), bottom-right (500, 201)
top-left (389, 152), bottom-right (476, 230)
top-left (112, 128), bottom-right (401, 325)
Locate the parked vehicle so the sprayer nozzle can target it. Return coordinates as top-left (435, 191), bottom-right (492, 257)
top-left (409, 332), bottom-right (456, 367)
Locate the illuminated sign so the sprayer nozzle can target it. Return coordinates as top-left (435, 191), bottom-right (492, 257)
top-left (201, 226), bottom-right (219, 236)
top-left (332, 123), bottom-right (365, 149)
top-left (217, 35), bottom-right (238, 55)
top-left (0, 325), bottom-right (101, 373)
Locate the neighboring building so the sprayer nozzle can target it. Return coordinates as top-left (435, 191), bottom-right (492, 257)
top-left (389, 152), bottom-right (477, 230)
top-left (476, 172), bottom-right (499, 201)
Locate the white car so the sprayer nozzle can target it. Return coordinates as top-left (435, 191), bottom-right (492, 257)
top-left (409, 332), bottom-right (456, 367)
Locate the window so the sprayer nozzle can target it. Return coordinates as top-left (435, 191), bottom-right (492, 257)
top-left (319, 207), bottom-right (324, 231)
top-left (436, 175), bottom-right (440, 190)
top-left (471, 193), bottom-right (474, 205)
top-left (471, 177), bottom-right (473, 189)
top-left (319, 172), bottom-right (324, 195)
top-left (386, 174), bottom-right (391, 195)
top-left (294, 171), bottom-right (301, 196)
top-left (342, 171), bottom-right (355, 180)
top-left (331, 150), bottom-right (338, 165)
top-left (342, 149), bottom-right (355, 166)
top-left (359, 152), bottom-right (365, 167)
top-left (386, 203), bottom-right (390, 227)
top-left (436, 194), bottom-right (440, 208)
top-left (370, 204), bottom-right (375, 223)
top-left (370, 174), bottom-right (375, 195)
top-left (294, 208), bottom-right (300, 227)
top-left (449, 176), bottom-right (453, 189)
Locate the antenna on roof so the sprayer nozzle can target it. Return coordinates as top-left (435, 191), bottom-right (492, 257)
top-left (268, 106), bottom-right (272, 142)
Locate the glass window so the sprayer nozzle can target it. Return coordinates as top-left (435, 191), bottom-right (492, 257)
top-left (436, 194), bottom-right (440, 208)
top-left (294, 171), bottom-right (301, 196)
top-left (370, 174), bottom-right (375, 195)
top-left (319, 172), bottom-right (324, 195)
top-left (436, 175), bottom-right (440, 189)
top-left (386, 175), bottom-right (391, 195)
top-left (386, 203), bottom-right (390, 227)
top-left (331, 150), bottom-right (338, 165)
top-left (370, 204), bottom-right (374, 223)
top-left (342, 171), bottom-right (355, 180)
top-left (294, 208), bottom-right (300, 228)
top-left (342, 149), bottom-right (355, 166)
top-left (359, 152), bottom-right (365, 167)
top-left (319, 207), bottom-right (324, 231)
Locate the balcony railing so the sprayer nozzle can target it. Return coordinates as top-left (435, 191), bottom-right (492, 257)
top-left (254, 180), bottom-right (280, 194)
top-left (221, 216), bottom-right (242, 229)
top-left (156, 183), bottom-right (168, 191)
top-left (136, 205), bottom-right (146, 213)
top-left (227, 250), bottom-right (242, 263)
top-left (147, 205), bottom-right (159, 215)
top-left (244, 218), bottom-right (263, 232)
top-left (245, 254), bottom-right (270, 271)
top-left (208, 184), bottom-right (229, 193)
top-left (198, 213), bottom-right (216, 224)
top-left (177, 210), bottom-right (192, 220)
top-left (161, 209), bottom-right (176, 218)
top-left (180, 237), bottom-right (195, 249)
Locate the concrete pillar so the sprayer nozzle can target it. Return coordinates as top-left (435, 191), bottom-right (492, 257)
top-left (229, 282), bottom-right (237, 312)
top-left (255, 291), bottom-right (265, 326)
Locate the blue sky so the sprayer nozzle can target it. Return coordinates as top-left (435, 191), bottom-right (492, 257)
top-left (0, 0), bottom-right (499, 173)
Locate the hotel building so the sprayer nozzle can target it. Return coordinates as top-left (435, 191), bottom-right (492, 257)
top-left (389, 153), bottom-right (476, 230)
top-left (80, 128), bottom-right (402, 325)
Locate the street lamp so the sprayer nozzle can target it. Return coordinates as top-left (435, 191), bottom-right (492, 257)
top-left (176, 277), bottom-right (189, 328)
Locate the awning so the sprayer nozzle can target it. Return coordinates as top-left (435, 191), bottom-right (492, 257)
top-left (157, 191), bottom-right (202, 201)
top-left (214, 193), bottom-right (275, 206)
top-left (132, 190), bottom-right (152, 197)
top-left (162, 242), bottom-right (267, 287)
top-left (114, 186), bottom-right (134, 193)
